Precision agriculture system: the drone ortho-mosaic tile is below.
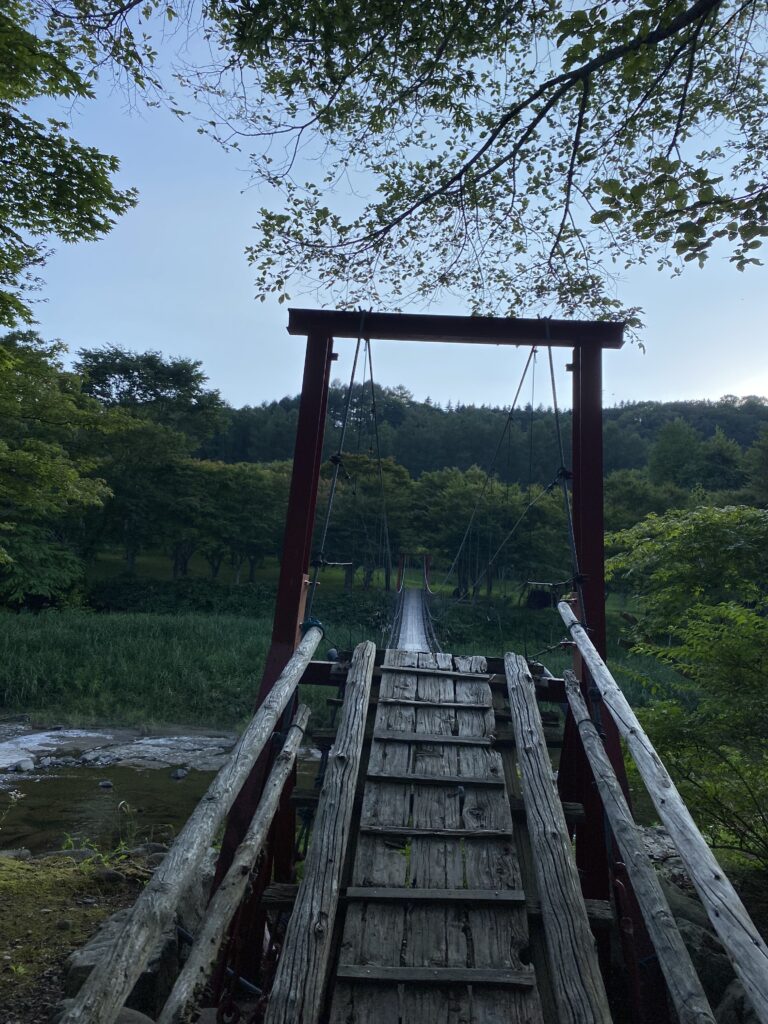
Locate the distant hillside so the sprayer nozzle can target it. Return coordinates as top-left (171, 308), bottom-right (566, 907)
top-left (201, 387), bottom-right (768, 485)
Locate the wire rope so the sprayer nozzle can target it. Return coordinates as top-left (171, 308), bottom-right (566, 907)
top-left (546, 343), bottom-right (587, 626)
top-left (305, 320), bottom-right (364, 619)
top-left (365, 338), bottom-right (394, 590)
top-left (438, 346), bottom-right (537, 592)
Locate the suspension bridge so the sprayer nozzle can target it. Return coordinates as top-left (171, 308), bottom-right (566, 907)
top-left (60, 310), bottom-right (768, 1024)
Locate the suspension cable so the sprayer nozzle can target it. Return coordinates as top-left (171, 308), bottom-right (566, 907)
top-left (305, 318), bottom-right (365, 619)
top-left (439, 346), bottom-right (537, 591)
top-left (546, 343), bottom-right (586, 627)
top-left (464, 475), bottom-right (559, 597)
top-left (365, 338), bottom-right (394, 589)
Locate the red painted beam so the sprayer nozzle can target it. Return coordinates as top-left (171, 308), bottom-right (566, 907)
top-left (288, 308), bottom-right (625, 348)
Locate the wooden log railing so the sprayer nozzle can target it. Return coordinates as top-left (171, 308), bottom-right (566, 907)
top-left (158, 704), bottom-right (311, 1023)
top-left (505, 653), bottom-right (612, 1024)
top-left (564, 671), bottom-right (716, 1024)
top-left (60, 625), bottom-right (324, 1024)
top-left (265, 640), bottom-right (376, 1024)
top-left (559, 602), bottom-right (768, 1024)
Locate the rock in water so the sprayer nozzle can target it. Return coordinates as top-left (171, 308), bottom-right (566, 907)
top-left (98, 779), bottom-right (113, 789)
top-left (170, 767), bottom-right (188, 781)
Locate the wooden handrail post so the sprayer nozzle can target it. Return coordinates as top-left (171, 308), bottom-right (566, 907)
top-left (265, 640), bottom-right (376, 1024)
top-left (564, 671), bottom-right (716, 1024)
top-left (559, 602), bottom-right (768, 1024)
top-left (158, 705), bottom-right (312, 1024)
top-left (60, 626), bottom-right (323, 1024)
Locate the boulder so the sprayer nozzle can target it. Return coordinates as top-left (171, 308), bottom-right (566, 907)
top-left (13, 757), bottom-right (34, 772)
top-left (659, 875), bottom-right (711, 931)
top-left (677, 918), bottom-right (736, 1007)
top-left (65, 908), bottom-right (178, 1017)
top-left (38, 848), bottom-right (98, 862)
top-left (716, 980), bottom-right (760, 1024)
top-left (0, 848), bottom-right (31, 860)
top-left (52, 1004), bottom-right (155, 1023)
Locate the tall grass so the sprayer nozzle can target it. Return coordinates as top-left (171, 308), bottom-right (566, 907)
top-left (430, 595), bottom-right (682, 706)
top-left (0, 612), bottom-right (272, 727)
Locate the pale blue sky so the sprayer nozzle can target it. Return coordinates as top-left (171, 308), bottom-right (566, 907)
top-left (31, 79), bottom-right (768, 411)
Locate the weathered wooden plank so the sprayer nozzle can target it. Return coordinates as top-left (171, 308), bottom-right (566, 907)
top-left (344, 887), bottom-right (526, 904)
top-left (365, 771), bottom-right (504, 788)
top-left (381, 664), bottom-right (491, 681)
top-left (505, 652), bottom-right (612, 1024)
top-left (158, 705), bottom-right (311, 1024)
top-left (336, 965), bottom-right (536, 987)
top-left (265, 641), bottom-right (376, 1024)
top-left (261, 883), bottom-right (615, 929)
top-left (455, 656), bottom-right (544, 1024)
top-left (360, 825), bottom-right (514, 839)
top-left (328, 984), bottom-right (399, 1024)
top-left (379, 698), bottom-right (492, 710)
top-left (564, 671), bottom-right (716, 1024)
top-left (406, 651), bottom-right (465, 1017)
top-left (59, 625), bottom-right (324, 1024)
top-left (373, 730), bottom-right (492, 746)
top-left (334, 650), bottom-right (416, 1022)
top-left (494, 727), bottom-right (563, 748)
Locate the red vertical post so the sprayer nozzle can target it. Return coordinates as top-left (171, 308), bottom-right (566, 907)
top-left (565, 344), bottom-right (670, 1022)
top-left (559, 343), bottom-right (611, 900)
top-left (260, 332), bottom-right (334, 696)
top-left (574, 342), bottom-right (627, 795)
top-left (216, 333), bottom-right (334, 882)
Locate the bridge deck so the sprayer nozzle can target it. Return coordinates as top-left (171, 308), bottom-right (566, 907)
top-left (328, 647), bottom-right (546, 1022)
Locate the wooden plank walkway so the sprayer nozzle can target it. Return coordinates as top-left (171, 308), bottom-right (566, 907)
top-left (328, 648), bottom-right (546, 1023)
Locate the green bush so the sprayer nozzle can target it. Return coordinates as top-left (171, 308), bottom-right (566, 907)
top-left (0, 611), bottom-right (271, 727)
top-left (87, 576), bottom-right (276, 617)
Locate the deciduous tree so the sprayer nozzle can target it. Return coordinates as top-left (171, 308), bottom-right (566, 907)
top-left (193, 0), bottom-right (768, 322)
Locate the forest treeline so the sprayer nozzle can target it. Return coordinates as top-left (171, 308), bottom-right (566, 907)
top-left (2, 331), bottom-right (768, 608)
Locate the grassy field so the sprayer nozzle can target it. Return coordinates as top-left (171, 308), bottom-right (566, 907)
top-left (0, 612), bottom-right (273, 727)
top-left (0, 549), bottom-right (667, 729)
top-left (0, 570), bottom-right (394, 728)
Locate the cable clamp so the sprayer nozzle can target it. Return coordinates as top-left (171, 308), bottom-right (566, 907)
top-left (301, 616), bottom-right (325, 637)
top-left (329, 453), bottom-right (343, 466)
top-left (556, 465), bottom-right (573, 481)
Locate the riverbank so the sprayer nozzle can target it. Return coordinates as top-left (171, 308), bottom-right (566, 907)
top-left (0, 851), bottom-right (145, 1024)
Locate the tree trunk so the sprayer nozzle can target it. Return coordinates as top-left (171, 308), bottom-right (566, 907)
top-left (458, 561), bottom-right (469, 598)
top-left (248, 556), bottom-right (259, 583)
top-left (208, 556), bottom-right (222, 579)
top-left (344, 564), bottom-right (356, 590)
top-left (173, 541), bottom-right (194, 578)
top-left (363, 566), bottom-right (373, 590)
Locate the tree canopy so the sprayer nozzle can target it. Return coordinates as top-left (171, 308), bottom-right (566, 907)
top-left (187, 0), bottom-right (768, 323)
top-left (0, 0), bottom-right (142, 326)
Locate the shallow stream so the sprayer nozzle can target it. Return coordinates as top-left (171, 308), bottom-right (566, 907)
top-left (0, 719), bottom-right (319, 854)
